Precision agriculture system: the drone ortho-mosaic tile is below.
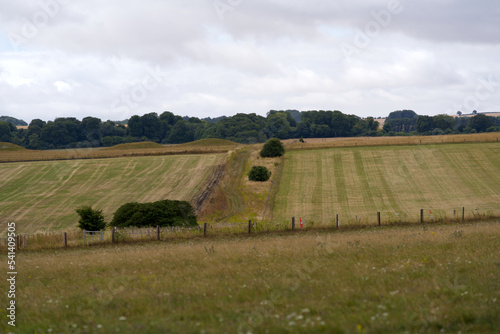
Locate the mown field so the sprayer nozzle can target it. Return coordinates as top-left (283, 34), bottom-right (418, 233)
top-left (2, 221), bottom-right (499, 333)
top-left (0, 139), bottom-right (239, 163)
top-left (274, 142), bottom-right (500, 225)
top-left (0, 154), bottom-right (225, 233)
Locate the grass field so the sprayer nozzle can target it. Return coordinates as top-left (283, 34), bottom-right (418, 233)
top-left (0, 139), bottom-right (239, 163)
top-left (3, 221), bottom-right (499, 333)
top-left (0, 154), bottom-right (225, 233)
top-left (274, 142), bottom-right (500, 225)
top-left (283, 133), bottom-right (500, 151)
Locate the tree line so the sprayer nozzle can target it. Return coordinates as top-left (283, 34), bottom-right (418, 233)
top-left (0, 110), bottom-right (499, 149)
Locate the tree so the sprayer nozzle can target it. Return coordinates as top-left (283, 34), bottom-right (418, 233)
top-left (81, 116), bottom-right (102, 142)
top-left (386, 110), bottom-right (418, 120)
top-left (128, 115), bottom-right (143, 137)
top-left (141, 112), bottom-right (162, 142)
top-left (0, 121), bottom-right (14, 142)
top-left (416, 116), bottom-right (434, 133)
top-left (260, 138), bottom-right (285, 158)
top-left (76, 206), bottom-right (107, 231)
top-left (469, 114), bottom-right (494, 132)
top-left (110, 200), bottom-right (197, 228)
top-left (432, 114), bottom-right (455, 131)
top-left (248, 166), bottom-right (271, 182)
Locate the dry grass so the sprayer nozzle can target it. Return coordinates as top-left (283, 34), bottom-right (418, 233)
top-left (284, 133), bottom-right (500, 151)
top-left (0, 154), bottom-right (226, 234)
top-left (274, 142), bottom-right (500, 225)
top-left (0, 140), bottom-right (239, 163)
top-left (3, 221), bottom-right (499, 333)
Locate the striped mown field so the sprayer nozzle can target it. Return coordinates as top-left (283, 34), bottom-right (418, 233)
top-left (0, 154), bottom-right (225, 233)
top-left (274, 143), bottom-right (500, 225)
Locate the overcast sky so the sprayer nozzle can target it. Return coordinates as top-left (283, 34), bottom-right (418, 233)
top-left (0, 0), bottom-right (499, 123)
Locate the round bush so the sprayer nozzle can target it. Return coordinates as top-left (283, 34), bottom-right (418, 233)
top-left (249, 166), bottom-right (271, 182)
top-left (260, 138), bottom-right (285, 158)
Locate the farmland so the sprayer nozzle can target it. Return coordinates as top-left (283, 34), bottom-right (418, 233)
top-left (2, 221), bottom-right (499, 333)
top-left (274, 142), bottom-right (500, 225)
top-left (0, 154), bottom-right (225, 233)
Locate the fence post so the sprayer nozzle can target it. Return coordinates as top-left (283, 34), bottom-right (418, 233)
top-left (157, 225), bottom-right (160, 240)
top-left (64, 232), bottom-right (67, 248)
top-left (336, 214), bottom-right (339, 229)
top-left (420, 209), bottom-right (424, 224)
top-left (111, 228), bottom-right (115, 243)
top-left (203, 223), bottom-right (207, 237)
top-left (292, 217), bottom-right (295, 231)
top-left (377, 212), bottom-right (381, 226)
top-left (248, 220), bottom-right (252, 234)
top-left (462, 207), bottom-right (465, 221)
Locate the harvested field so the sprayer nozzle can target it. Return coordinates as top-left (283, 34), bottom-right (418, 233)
top-left (274, 142), bottom-right (500, 225)
top-left (283, 132), bottom-right (500, 151)
top-left (0, 154), bottom-right (226, 233)
top-left (0, 139), bottom-right (239, 163)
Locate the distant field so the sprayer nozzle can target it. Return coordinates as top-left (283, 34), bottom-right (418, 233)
top-left (274, 142), bottom-right (500, 225)
top-left (5, 221), bottom-right (499, 333)
top-left (0, 154), bottom-right (225, 233)
top-left (283, 132), bottom-right (500, 151)
top-left (0, 139), bottom-right (239, 163)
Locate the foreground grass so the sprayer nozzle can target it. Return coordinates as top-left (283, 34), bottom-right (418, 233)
top-left (275, 142), bottom-right (500, 224)
top-left (3, 221), bottom-right (499, 333)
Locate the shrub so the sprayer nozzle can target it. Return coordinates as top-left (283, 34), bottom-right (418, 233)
top-left (76, 206), bottom-right (107, 231)
top-left (110, 200), bottom-right (197, 228)
top-left (260, 138), bottom-right (285, 158)
top-left (249, 166), bottom-right (271, 182)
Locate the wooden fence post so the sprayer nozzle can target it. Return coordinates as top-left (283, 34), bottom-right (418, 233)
top-left (248, 220), bottom-right (252, 234)
top-left (111, 228), bottom-right (115, 243)
top-left (462, 207), bottom-right (465, 221)
top-left (336, 214), bottom-right (339, 229)
top-left (157, 225), bottom-right (160, 240)
top-left (16, 235), bottom-right (20, 250)
top-left (421, 209), bottom-right (424, 224)
top-left (64, 232), bottom-right (67, 248)
top-left (292, 217), bottom-right (295, 231)
top-left (377, 212), bottom-right (381, 226)
top-left (203, 223), bottom-right (207, 237)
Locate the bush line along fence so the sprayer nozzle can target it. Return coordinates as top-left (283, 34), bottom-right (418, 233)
top-left (3, 207), bottom-right (499, 251)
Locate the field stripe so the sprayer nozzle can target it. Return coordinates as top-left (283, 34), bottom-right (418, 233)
top-left (274, 143), bottom-right (500, 224)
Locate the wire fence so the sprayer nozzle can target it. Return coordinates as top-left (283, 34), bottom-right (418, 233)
top-left (2, 207), bottom-right (499, 251)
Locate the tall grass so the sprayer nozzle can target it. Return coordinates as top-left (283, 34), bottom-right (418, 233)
top-left (2, 221), bottom-right (499, 333)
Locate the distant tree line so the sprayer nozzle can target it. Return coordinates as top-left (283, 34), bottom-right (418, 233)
top-left (382, 110), bottom-right (500, 136)
top-left (1, 109), bottom-right (499, 149)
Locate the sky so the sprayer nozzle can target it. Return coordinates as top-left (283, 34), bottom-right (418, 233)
top-left (0, 0), bottom-right (499, 123)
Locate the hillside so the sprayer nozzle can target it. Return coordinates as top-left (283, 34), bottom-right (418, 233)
top-left (0, 142), bottom-right (26, 151)
top-left (0, 154), bottom-right (225, 233)
top-left (274, 142), bottom-right (500, 224)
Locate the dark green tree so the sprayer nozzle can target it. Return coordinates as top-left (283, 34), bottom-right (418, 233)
top-left (128, 115), bottom-right (144, 137)
top-left (76, 206), bottom-right (107, 231)
top-left (416, 116), bottom-right (434, 133)
top-left (0, 121), bottom-right (14, 142)
top-left (110, 200), bottom-right (197, 228)
top-left (260, 138), bottom-right (285, 158)
top-left (469, 114), bottom-right (494, 132)
top-left (248, 166), bottom-right (271, 182)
